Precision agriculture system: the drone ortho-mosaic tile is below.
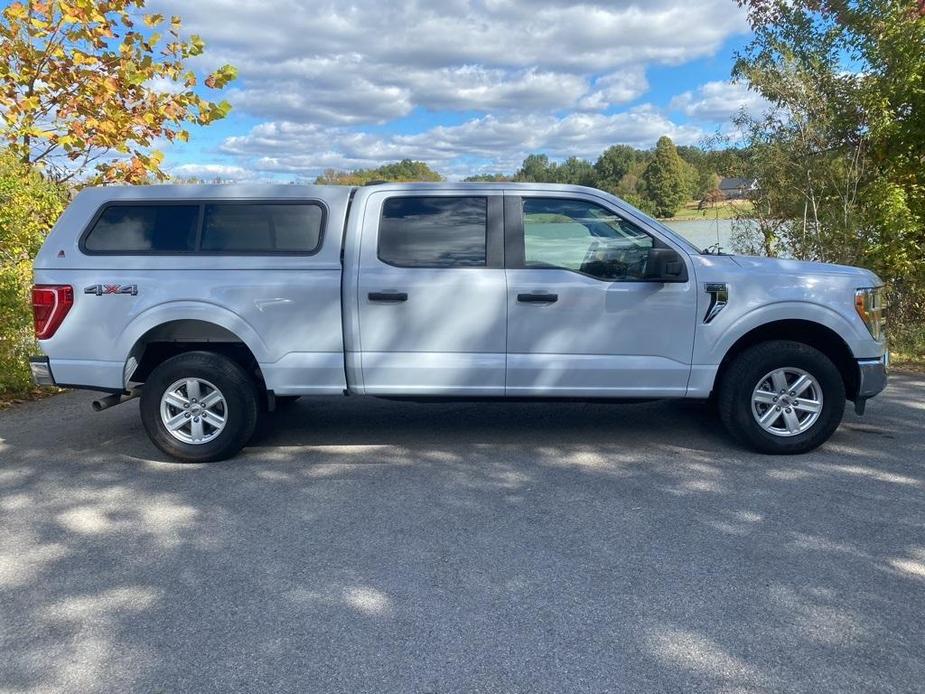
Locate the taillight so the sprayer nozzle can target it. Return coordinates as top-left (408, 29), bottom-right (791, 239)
top-left (32, 285), bottom-right (73, 340)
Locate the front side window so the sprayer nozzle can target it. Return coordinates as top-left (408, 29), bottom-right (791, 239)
top-left (201, 203), bottom-right (323, 253)
top-left (522, 198), bottom-right (654, 281)
top-left (83, 204), bottom-right (199, 252)
top-left (379, 196), bottom-right (487, 267)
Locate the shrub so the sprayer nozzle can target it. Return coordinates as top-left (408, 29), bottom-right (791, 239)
top-left (0, 153), bottom-right (68, 395)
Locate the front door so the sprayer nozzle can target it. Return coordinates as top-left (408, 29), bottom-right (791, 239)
top-left (355, 191), bottom-right (507, 395)
top-left (504, 193), bottom-right (697, 397)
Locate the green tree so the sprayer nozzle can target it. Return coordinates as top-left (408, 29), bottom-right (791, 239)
top-left (554, 156), bottom-right (596, 186)
top-left (614, 172), bottom-right (641, 198)
top-left (593, 145), bottom-right (639, 192)
top-left (676, 145), bottom-right (723, 199)
top-left (0, 151), bottom-right (67, 394)
top-left (702, 147), bottom-right (749, 179)
top-left (463, 173), bottom-right (511, 182)
top-left (315, 159), bottom-right (443, 185)
top-left (640, 136), bottom-right (688, 217)
top-left (622, 192), bottom-right (658, 218)
top-left (0, 0), bottom-right (236, 183)
top-left (734, 0), bottom-right (925, 351)
top-left (515, 153), bottom-right (554, 182)
top-left (373, 160), bottom-right (443, 182)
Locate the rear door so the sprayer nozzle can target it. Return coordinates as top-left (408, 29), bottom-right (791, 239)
top-left (504, 191), bottom-right (697, 397)
top-left (353, 189), bottom-right (506, 395)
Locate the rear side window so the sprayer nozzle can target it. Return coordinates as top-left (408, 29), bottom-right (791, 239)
top-left (81, 201), bottom-right (326, 254)
top-left (378, 196), bottom-right (486, 267)
top-left (83, 205), bottom-right (199, 252)
top-left (201, 203), bottom-right (323, 253)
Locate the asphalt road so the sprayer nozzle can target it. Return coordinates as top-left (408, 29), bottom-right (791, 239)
top-left (1, 374), bottom-right (923, 693)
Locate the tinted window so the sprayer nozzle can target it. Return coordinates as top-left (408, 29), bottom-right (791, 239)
top-left (202, 203), bottom-right (323, 253)
top-left (379, 197), bottom-right (486, 267)
top-left (84, 205), bottom-right (198, 252)
top-left (523, 198), bottom-right (654, 281)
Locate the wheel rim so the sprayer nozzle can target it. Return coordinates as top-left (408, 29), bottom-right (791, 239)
top-left (159, 378), bottom-right (228, 445)
top-left (751, 367), bottom-right (823, 437)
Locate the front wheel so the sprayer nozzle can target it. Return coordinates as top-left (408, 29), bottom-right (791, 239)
top-left (717, 340), bottom-right (846, 454)
top-left (140, 351), bottom-right (259, 462)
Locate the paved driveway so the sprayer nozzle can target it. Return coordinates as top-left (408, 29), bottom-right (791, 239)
top-left (1, 374), bottom-right (923, 693)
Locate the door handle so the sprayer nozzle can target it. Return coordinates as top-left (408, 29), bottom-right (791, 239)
top-left (368, 291), bottom-right (408, 303)
top-left (517, 292), bottom-right (558, 304)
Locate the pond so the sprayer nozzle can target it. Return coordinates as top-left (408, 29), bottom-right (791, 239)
top-left (662, 218), bottom-right (736, 253)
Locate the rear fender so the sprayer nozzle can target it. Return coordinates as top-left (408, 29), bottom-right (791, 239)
top-left (118, 302), bottom-right (270, 380)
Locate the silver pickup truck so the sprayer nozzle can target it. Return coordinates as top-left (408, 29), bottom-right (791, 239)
top-left (29, 183), bottom-right (888, 462)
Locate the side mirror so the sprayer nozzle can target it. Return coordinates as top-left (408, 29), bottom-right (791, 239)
top-left (644, 247), bottom-right (687, 282)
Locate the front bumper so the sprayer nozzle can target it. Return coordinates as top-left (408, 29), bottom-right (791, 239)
top-left (856, 351), bottom-right (888, 400)
top-left (29, 357), bottom-right (56, 387)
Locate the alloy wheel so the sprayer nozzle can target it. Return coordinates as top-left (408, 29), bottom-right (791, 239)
top-left (751, 367), bottom-right (823, 437)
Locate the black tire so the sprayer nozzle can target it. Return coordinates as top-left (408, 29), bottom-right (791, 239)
top-left (140, 351), bottom-right (259, 462)
top-left (717, 340), bottom-right (846, 454)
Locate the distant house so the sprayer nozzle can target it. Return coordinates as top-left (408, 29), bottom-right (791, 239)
top-left (718, 177), bottom-right (758, 200)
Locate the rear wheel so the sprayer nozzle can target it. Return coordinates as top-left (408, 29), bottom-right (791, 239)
top-left (718, 340), bottom-right (845, 454)
top-left (140, 351), bottom-right (258, 462)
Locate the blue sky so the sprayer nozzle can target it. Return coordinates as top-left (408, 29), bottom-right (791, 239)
top-left (12, 0), bottom-right (767, 180)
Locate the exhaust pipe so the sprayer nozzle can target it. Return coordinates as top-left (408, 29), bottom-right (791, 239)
top-left (91, 388), bottom-right (141, 412)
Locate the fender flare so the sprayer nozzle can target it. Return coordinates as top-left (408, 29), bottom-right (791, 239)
top-left (118, 301), bottom-right (272, 370)
top-left (709, 301), bottom-right (863, 365)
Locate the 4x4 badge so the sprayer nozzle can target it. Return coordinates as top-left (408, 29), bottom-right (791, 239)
top-left (84, 284), bottom-right (138, 296)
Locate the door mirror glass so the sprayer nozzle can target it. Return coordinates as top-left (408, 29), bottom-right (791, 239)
top-left (644, 247), bottom-right (687, 281)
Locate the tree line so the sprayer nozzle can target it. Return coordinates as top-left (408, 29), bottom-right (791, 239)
top-left (316, 139), bottom-right (749, 219)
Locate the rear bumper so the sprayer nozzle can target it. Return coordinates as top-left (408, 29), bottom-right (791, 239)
top-left (29, 356), bottom-right (56, 386)
top-left (856, 352), bottom-right (888, 400)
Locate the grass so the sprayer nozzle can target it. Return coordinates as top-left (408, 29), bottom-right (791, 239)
top-left (662, 199), bottom-right (753, 221)
top-left (889, 325), bottom-right (925, 371)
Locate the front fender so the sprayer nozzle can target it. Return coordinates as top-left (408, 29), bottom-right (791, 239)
top-left (704, 300), bottom-right (871, 365)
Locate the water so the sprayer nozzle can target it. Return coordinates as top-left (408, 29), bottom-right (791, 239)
top-left (663, 218), bottom-right (735, 252)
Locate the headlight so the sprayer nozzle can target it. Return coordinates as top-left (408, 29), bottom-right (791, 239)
top-left (855, 286), bottom-right (886, 341)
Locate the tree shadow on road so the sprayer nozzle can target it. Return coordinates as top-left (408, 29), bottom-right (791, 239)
top-left (0, 375), bottom-right (923, 692)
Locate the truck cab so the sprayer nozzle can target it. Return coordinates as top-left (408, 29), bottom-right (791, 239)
top-left (30, 183), bottom-right (888, 461)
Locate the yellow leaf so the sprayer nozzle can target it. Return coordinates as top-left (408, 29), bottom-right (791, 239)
top-left (4, 3), bottom-right (28, 21)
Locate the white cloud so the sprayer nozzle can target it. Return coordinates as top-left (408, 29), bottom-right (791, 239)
top-left (145, 76), bottom-right (185, 95)
top-left (219, 106), bottom-right (702, 178)
top-left (408, 67), bottom-right (591, 112)
top-left (579, 69), bottom-right (649, 110)
top-left (154, 0), bottom-right (748, 122)
top-left (170, 163), bottom-right (251, 179)
top-left (670, 80), bottom-right (770, 121)
top-left (150, 1), bottom-right (750, 178)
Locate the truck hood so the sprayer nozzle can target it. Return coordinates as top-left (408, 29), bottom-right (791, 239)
top-left (729, 255), bottom-right (881, 285)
